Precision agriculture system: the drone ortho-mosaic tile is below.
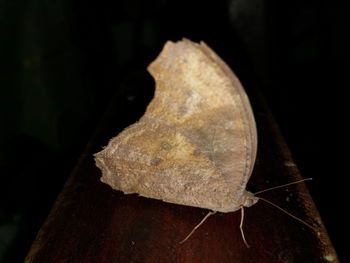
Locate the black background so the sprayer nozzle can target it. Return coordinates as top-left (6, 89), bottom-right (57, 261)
top-left (1, 0), bottom-right (348, 262)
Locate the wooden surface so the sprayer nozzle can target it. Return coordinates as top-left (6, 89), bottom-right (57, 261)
top-left (24, 87), bottom-right (339, 263)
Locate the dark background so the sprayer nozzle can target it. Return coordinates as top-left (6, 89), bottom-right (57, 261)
top-left (1, 0), bottom-right (347, 262)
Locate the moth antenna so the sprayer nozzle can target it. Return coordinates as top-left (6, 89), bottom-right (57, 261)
top-left (257, 197), bottom-right (315, 230)
top-left (254, 178), bottom-right (312, 195)
top-left (179, 211), bottom-right (216, 244)
top-left (240, 206), bottom-right (250, 248)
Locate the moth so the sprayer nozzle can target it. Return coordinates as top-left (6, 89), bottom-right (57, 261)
top-left (94, 39), bottom-right (258, 213)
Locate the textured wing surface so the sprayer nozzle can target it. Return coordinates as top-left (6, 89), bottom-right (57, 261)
top-left (94, 39), bottom-right (257, 212)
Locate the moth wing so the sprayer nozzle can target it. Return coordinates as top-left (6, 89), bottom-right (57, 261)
top-left (95, 39), bottom-right (258, 212)
top-left (95, 121), bottom-right (237, 212)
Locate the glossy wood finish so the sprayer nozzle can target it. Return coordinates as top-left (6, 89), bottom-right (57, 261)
top-left (24, 90), bottom-right (338, 263)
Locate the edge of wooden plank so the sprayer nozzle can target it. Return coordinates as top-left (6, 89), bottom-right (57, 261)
top-left (254, 90), bottom-right (339, 263)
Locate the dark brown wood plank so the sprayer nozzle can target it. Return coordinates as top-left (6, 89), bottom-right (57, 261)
top-left (24, 89), bottom-right (339, 263)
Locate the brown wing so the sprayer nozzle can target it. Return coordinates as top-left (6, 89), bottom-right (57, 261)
top-left (94, 39), bottom-right (257, 212)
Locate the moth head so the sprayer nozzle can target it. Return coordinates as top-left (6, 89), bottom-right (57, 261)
top-left (242, 191), bottom-right (258, 208)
